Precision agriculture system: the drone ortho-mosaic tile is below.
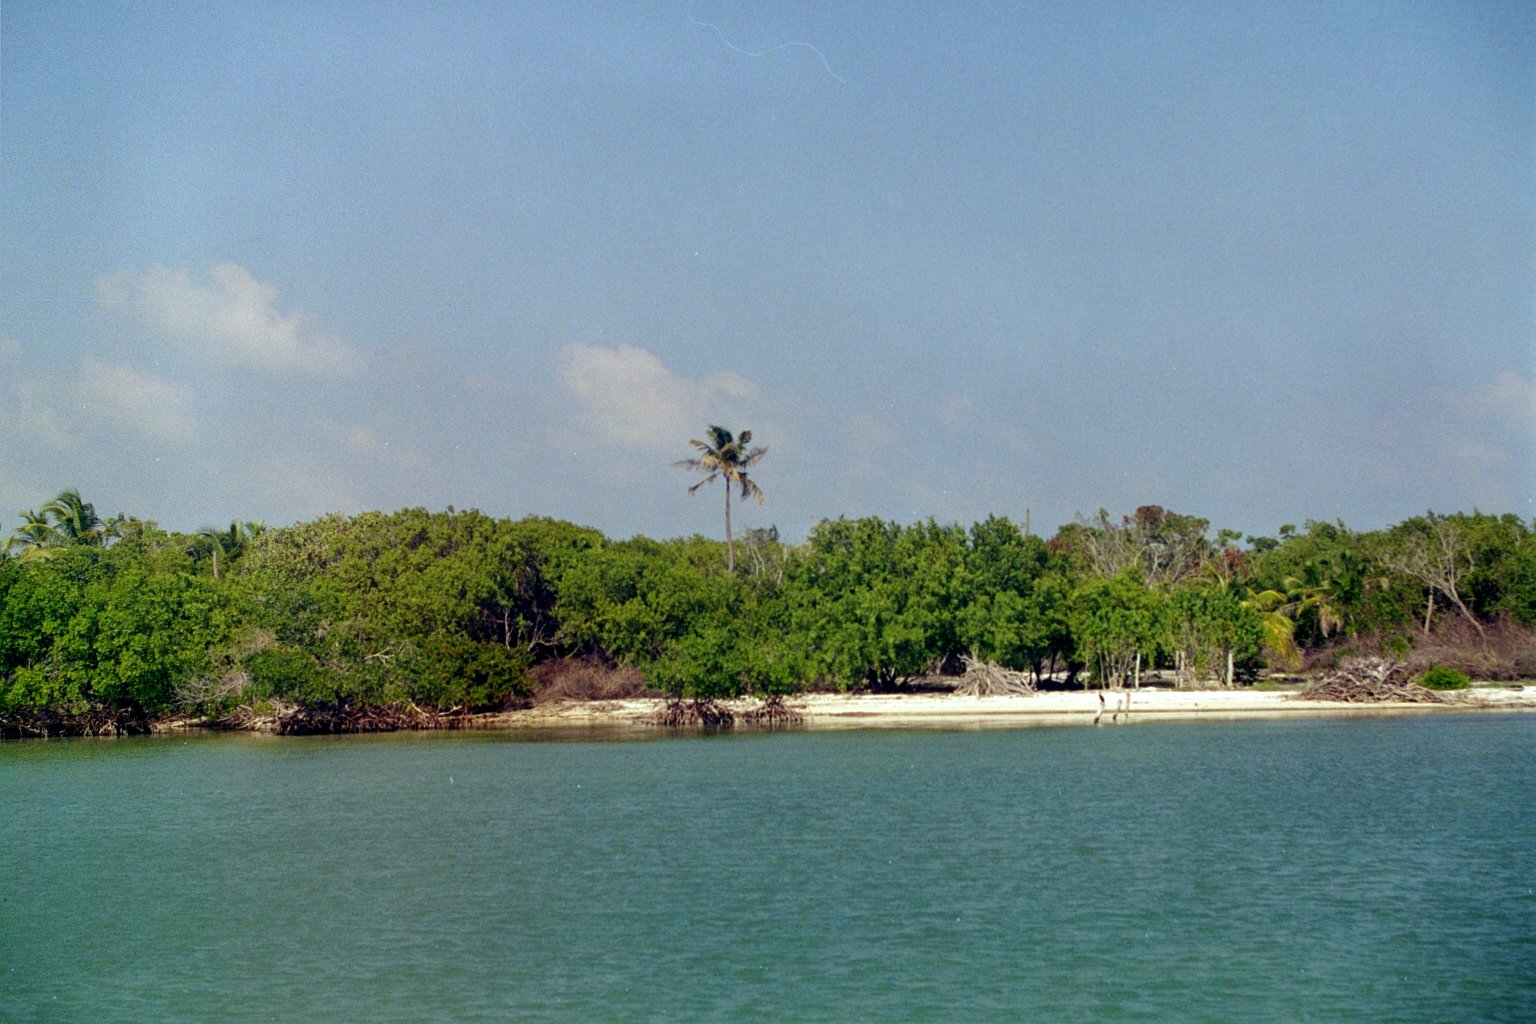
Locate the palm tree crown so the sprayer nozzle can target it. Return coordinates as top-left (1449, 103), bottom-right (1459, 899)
top-left (43, 489), bottom-right (103, 545)
top-left (675, 425), bottom-right (767, 572)
top-left (5, 489), bottom-right (106, 561)
top-left (190, 520), bottom-right (266, 579)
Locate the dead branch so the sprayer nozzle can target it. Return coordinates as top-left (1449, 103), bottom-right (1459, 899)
top-left (1295, 657), bottom-right (1444, 704)
top-left (950, 656), bottom-right (1036, 697)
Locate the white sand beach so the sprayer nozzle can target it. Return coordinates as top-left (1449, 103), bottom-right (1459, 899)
top-left (483, 685), bottom-right (1536, 731)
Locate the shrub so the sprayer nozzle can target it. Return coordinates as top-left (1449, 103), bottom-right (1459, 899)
top-left (244, 644), bottom-right (330, 701)
top-left (1417, 665), bottom-right (1470, 690)
top-left (402, 633), bottom-right (531, 711)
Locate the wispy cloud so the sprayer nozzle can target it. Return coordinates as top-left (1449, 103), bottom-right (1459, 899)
top-left (312, 419), bottom-right (428, 471)
top-left (96, 263), bottom-right (358, 376)
top-left (1467, 370), bottom-right (1536, 434)
top-left (558, 344), bottom-right (760, 454)
top-left (0, 339), bottom-right (71, 448)
top-left (0, 379), bottom-right (73, 449)
top-left (78, 357), bottom-right (196, 441)
top-left (2, 340), bottom-right (195, 447)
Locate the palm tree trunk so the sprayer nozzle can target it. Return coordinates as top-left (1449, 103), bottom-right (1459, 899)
top-left (724, 485), bottom-right (734, 572)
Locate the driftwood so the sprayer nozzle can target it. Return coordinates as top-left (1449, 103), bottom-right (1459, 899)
top-left (1296, 657), bottom-right (1444, 704)
top-left (950, 656), bottom-right (1036, 697)
top-left (650, 698), bottom-right (735, 728)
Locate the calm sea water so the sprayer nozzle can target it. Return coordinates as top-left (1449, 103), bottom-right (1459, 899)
top-left (3, 715), bottom-right (1533, 1023)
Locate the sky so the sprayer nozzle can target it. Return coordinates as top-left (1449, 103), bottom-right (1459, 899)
top-left (2, 1), bottom-right (1532, 543)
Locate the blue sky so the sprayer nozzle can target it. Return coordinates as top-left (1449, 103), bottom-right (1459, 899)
top-left (2, 1), bottom-right (1531, 542)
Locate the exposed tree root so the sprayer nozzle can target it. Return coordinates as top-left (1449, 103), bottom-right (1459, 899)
top-left (950, 656), bottom-right (1036, 697)
top-left (0, 705), bottom-right (153, 739)
top-left (650, 698), bottom-right (735, 728)
top-left (1296, 657), bottom-right (1444, 704)
top-left (741, 694), bottom-right (805, 726)
top-left (214, 700), bottom-right (479, 734)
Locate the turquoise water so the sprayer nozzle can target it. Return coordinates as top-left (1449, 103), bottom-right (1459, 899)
top-left (3, 716), bottom-right (1533, 1023)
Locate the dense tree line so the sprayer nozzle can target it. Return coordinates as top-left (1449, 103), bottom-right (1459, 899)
top-left (2, 492), bottom-right (1533, 734)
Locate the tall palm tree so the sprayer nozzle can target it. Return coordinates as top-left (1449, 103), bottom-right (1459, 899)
top-left (675, 425), bottom-right (767, 572)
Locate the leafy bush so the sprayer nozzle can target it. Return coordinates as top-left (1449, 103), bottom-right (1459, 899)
top-left (244, 644), bottom-right (329, 701)
top-left (1417, 665), bottom-right (1470, 690)
top-left (401, 633), bottom-right (530, 710)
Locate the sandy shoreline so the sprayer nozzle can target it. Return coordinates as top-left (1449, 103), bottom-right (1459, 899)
top-left (476, 686), bottom-right (1536, 732)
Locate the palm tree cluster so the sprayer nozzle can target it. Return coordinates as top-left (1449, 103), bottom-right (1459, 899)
top-left (1241, 574), bottom-right (1345, 671)
top-left (3, 489), bottom-right (118, 561)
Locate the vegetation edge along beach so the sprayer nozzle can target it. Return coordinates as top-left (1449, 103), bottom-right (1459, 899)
top-left (3, 484), bottom-right (1534, 738)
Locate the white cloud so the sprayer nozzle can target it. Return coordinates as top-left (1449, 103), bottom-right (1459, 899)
top-left (559, 344), bottom-right (760, 453)
top-left (0, 340), bottom-right (75, 448)
top-left (1469, 370), bottom-right (1536, 434)
top-left (0, 376), bottom-right (74, 449)
top-left (78, 357), bottom-right (196, 442)
top-left (96, 263), bottom-right (358, 376)
top-left (1432, 435), bottom-right (1508, 473)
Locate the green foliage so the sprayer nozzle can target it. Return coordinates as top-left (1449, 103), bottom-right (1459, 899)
top-left (245, 644), bottom-right (330, 702)
top-left (231, 509), bottom-right (558, 708)
top-left (402, 633), bottom-right (531, 710)
top-left (1499, 533), bottom-right (1536, 625)
top-left (1417, 665), bottom-right (1470, 690)
top-left (86, 552), bottom-right (228, 710)
top-left (956, 519), bottom-right (1070, 675)
top-left (0, 544), bottom-right (230, 715)
top-left (1068, 572), bottom-right (1165, 688)
top-left (1452, 513), bottom-right (1536, 624)
top-left (1167, 585), bottom-right (1264, 686)
top-left (3, 497), bottom-right (1532, 725)
top-left (554, 536), bottom-right (732, 667)
top-left (2, 489), bottom-right (146, 561)
top-left (786, 518), bottom-right (969, 689)
top-left (552, 534), bottom-right (804, 700)
top-left (1244, 520), bottom-right (1412, 646)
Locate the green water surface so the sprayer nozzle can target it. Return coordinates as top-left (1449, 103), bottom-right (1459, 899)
top-left (3, 716), bottom-right (1533, 1022)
